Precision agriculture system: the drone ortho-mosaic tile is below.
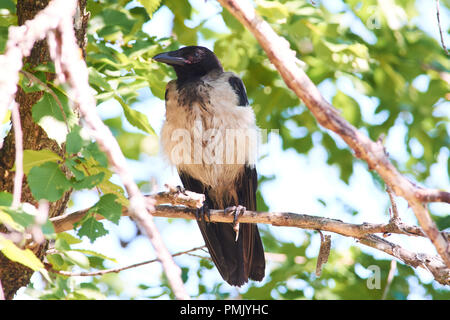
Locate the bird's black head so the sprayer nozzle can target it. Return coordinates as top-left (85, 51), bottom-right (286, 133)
top-left (153, 46), bottom-right (223, 84)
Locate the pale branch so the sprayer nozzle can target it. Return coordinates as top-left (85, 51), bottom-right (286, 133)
top-left (51, 190), bottom-right (435, 238)
top-left (436, 0), bottom-right (449, 55)
top-left (10, 101), bottom-right (23, 209)
top-left (156, 185), bottom-right (205, 208)
top-left (382, 260), bottom-right (397, 300)
top-left (217, 0), bottom-right (450, 268)
top-left (386, 186), bottom-right (399, 220)
top-left (48, 190), bottom-right (450, 285)
top-left (45, 245), bottom-right (207, 277)
top-left (358, 235), bottom-right (449, 285)
top-left (50, 189), bottom-right (205, 233)
top-left (0, 0), bottom-right (188, 300)
top-left (43, 0), bottom-right (189, 300)
top-left (0, 279), bottom-right (4, 300)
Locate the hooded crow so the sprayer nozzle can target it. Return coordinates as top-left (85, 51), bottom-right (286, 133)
top-left (153, 46), bottom-right (265, 286)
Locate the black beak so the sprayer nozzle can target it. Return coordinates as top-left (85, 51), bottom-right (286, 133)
top-left (152, 52), bottom-right (186, 66)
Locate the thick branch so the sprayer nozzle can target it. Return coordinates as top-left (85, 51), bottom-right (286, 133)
top-left (217, 0), bottom-right (450, 268)
top-left (49, 190), bottom-right (450, 285)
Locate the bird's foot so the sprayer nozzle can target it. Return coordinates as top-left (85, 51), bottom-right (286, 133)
top-left (195, 203), bottom-right (210, 224)
top-left (175, 185), bottom-right (186, 195)
top-left (225, 205), bottom-right (246, 242)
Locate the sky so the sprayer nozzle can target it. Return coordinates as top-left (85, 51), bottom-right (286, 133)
top-left (10, 0), bottom-right (450, 299)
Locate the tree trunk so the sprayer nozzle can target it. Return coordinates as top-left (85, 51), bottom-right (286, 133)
top-left (0, 0), bottom-right (88, 300)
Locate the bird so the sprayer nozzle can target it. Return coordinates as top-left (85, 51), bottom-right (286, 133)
top-left (153, 46), bottom-right (265, 286)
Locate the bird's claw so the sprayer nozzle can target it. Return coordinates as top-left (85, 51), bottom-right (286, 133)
top-left (176, 185), bottom-right (186, 195)
top-left (195, 203), bottom-right (210, 224)
top-left (225, 205), bottom-right (246, 242)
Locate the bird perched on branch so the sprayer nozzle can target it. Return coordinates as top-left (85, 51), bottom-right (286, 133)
top-left (153, 46), bottom-right (265, 286)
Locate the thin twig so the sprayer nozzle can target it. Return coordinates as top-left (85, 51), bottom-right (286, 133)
top-left (0, 279), bottom-right (4, 300)
top-left (436, 0), bottom-right (449, 55)
top-left (46, 245), bottom-right (206, 277)
top-left (382, 260), bottom-right (397, 300)
top-left (11, 101), bottom-right (23, 208)
top-left (186, 252), bottom-right (212, 261)
top-left (386, 186), bottom-right (399, 220)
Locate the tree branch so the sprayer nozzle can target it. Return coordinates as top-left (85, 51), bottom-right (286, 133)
top-left (436, 0), bottom-right (449, 55)
top-left (0, 0), bottom-right (189, 300)
top-left (217, 0), bottom-right (450, 268)
top-left (45, 245), bottom-right (206, 277)
top-left (382, 260), bottom-right (397, 300)
top-left (44, 0), bottom-right (189, 300)
top-left (10, 101), bottom-right (23, 208)
top-left (49, 190), bottom-right (450, 285)
top-left (0, 279), bottom-right (4, 300)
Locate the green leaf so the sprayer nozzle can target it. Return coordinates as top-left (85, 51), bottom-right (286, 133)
top-left (0, 192), bottom-right (13, 206)
top-left (137, 0), bottom-right (162, 18)
top-left (56, 232), bottom-right (83, 245)
top-left (0, 236), bottom-right (44, 271)
top-left (332, 91), bottom-right (362, 126)
top-left (41, 219), bottom-right (55, 237)
top-left (88, 67), bottom-right (112, 92)
top-left (117, 131), bottom-right (146, 160)
top-left (63, 250), bottom-right (90, 269)
top-left (55, 238), bottom-right (71, 251)
top-left (2, 207), bottom-right (34, 230)
top-left (97, 180), bottom-right (129, 206)
top-left (23, 149), bottom-right (62, 175)
top-left (72, 172), bottom-right (105, 190)
top-left (0, 0), bottom-right (16, 13)
top-left (76, 215), bottom-right (108, 243)
top-left (27, 162), bottom-right (71, 201)
top-left (65, 158), bottom-right (86, 181)
top-left (0, 210), bottom-right (23, 231)
top-left (115, 95), bottom-right (156, 135)
top-left (432, 214), bottom-right (450, 230)
top-left (72, 249), bottom-right (117, 263)
top-left (256, 0), bottom-right (290, 21)
top-left (82, 142), bottom-right (108, 168)
top-left (90, 194), bottom-right (122, 224)
top-left (66, 125), bottom-right (87, 154)
top-left (18, 72), bottom-right (46, 93)
top-left (47, 253), bottom-right (65, 268)
top-left (72, 288), bottom-right (106, 300)
top-left (32, 90), bottom-right (73, 145)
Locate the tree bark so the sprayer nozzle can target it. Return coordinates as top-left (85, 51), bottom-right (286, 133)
top-left (0, 0), bottom-right (88, 300)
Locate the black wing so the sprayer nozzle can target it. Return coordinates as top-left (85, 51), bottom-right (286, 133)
top-left (228, 76), bottom-right (249, 106)
top-left (178, 166), bottom-right (265, 286)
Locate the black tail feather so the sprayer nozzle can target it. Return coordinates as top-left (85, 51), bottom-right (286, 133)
top-left (179, 166), bottom-right (265, 286)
